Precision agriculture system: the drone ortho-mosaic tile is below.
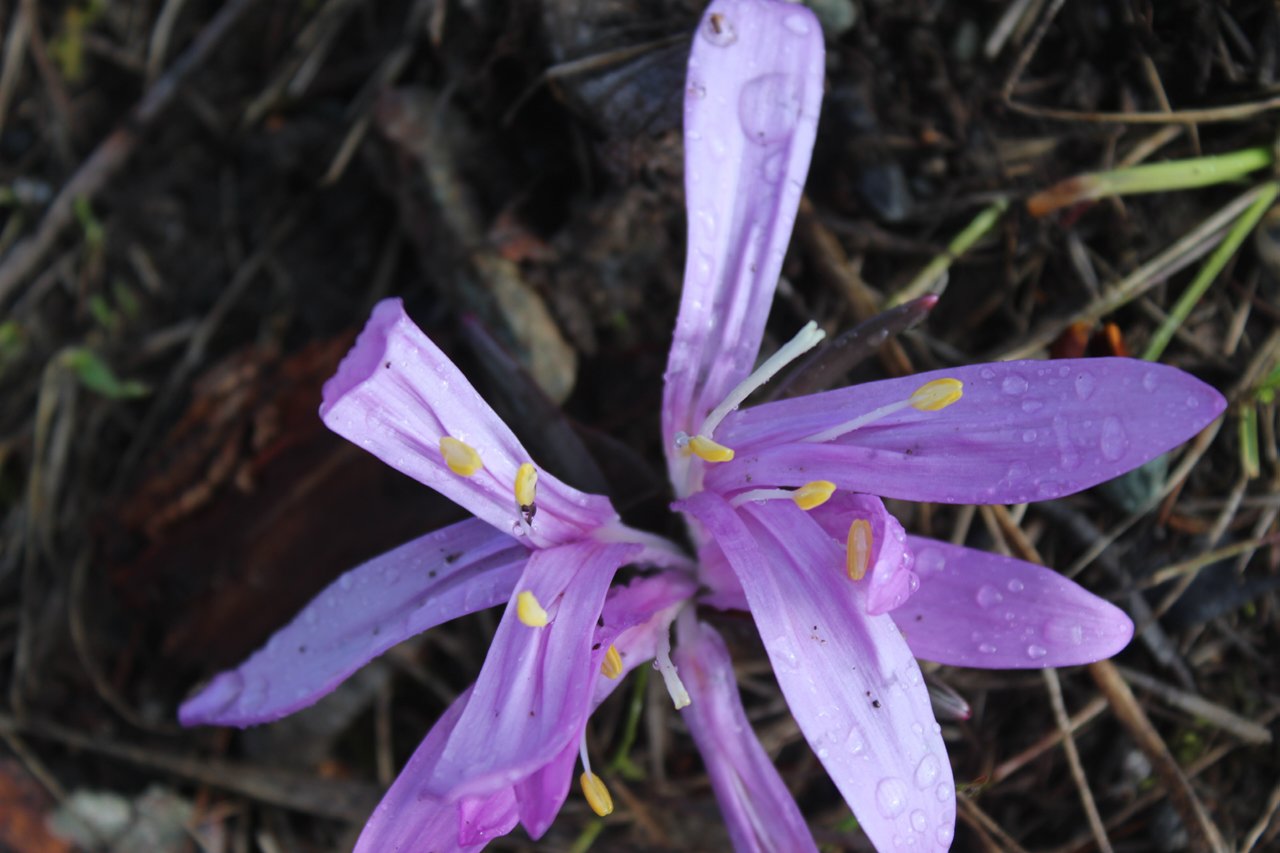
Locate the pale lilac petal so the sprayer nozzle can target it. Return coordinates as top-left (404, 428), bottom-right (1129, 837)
top-left (808, 493), bottom-right (919, 615)
top-left (692, 536), bottom-right (749, 611)
top-left (675, 619), bottom-right (819, 853)
top-left (321, 298), bottom-right (618, 547)
top-left (179, 519), bottom-right (526, 727)
top-left (355, 687), bottom-right (518, 853)
top-left (682, 492), bottom-right (956, 851)
top-left (418, 541), bottom-right (639, 799)
top-left (894, 537), bottom-right (1134, 669)
top-left (662, 0), bottom-right (825, 463)
top-left (514, 572), bottom-right (695, 838)
top-left (709, 358), bottom-right (1226, 504)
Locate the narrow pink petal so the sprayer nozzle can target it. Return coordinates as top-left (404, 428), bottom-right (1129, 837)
top-left (808, 493), bottom-right (919, 615)
top-left (675, 619), bottom-right (819, 853)
top-left (179, 519), bottom-right (526, 727)
top-left (322, 298), bottom-right (618, 547)
top-left (662, 0), bottom-right (824, 471)
top-left (354, 687), bottom-right (518, 853)
top-left (893, 537), bottom-right (1134, 669)
top-left (681, 492), bottom-right (957, 851)
top-left (418, 541), bottom-right (638, 800)
top-left (709, 358), bottom-right (1226, 503)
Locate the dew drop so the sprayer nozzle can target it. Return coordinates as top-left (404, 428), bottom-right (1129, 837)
top-left (700, 13), bottom-right (737, 46)
top-left (303, 608), bottom-right (317, 625)
top-left (914, 754), bottom-right (941, 788)
top-left (1074, 372), bottom-right (1096, 400)
top-left (1052, 415), bottom-right (1080, 471)
top-left (784, 13), bottom-right (811, 34)
top-left (979, 367), bottom-right (995, 380)
top-left (1027, 644), bottom-right (1049, 660)
top-left (915, 549), bottom-right (946, 575)
top-left (1045, 617), bottom-right (1085, 646)
top-left (687, 82), bottom-right (707, 100)
top-left (761, 150), bottom-right (786, 183)
top-left (817, 747), bottom-right (829, 759)
top-left (975, 585), bottom-right (1003, 609)
top-left (738, 73), bottom-right (802, 146)
top-left (1021, 399), bottom-right (1044, 413)
top-left (1007, 579), bottom-right (1024, 593)
top-left (1100, 415), bottom-right (1128, 461)
top-left (770, 636), bottom-right (802, 670)
top-left (937, 826), bottom-right (954, 844)
top-left (910, 809), bottom-right (928, 832)
top-left (846, 726), bottom-right (866, 754)
top-left (935, 783), bottom-right (953, 803)
top-left (1001, 375), bottom-right (1028, 396)
top-left (978, 643), bottom-right (997, 654)
top-left (339, 574), bottom-right (354, 591)
top-left (1186, 395), bottom-right (1200, 408)
top-left (876, 777), bottom-right (909, 818)
top-left (1022, 429), bottom-right (1037, 443)
top-left (1142, 371), bottom-right (1158, 392)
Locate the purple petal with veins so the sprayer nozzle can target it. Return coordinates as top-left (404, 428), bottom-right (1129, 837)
top-left (663, 0), bottom-right (824, 487)
top-left (893, 537), bottom-right (1134, 669)
top-left (708, 358), bottom-right (1226, 504)
top-left (322, 298), bottom-right (619, 547)
top-left (179, 519), bottom-right (526, 728)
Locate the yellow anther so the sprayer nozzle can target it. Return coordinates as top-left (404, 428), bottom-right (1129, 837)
top-left (515, 462), bottom-right (538, 508)
top-left (600, 644), bottom-right (623, 679)
top-left (909, 378), bottom-right (964, 412)
top-left (439, 436), bottom-right (483, 476)
top-left (846, 519), bottom-right (872, 581)
top-left (579, 772), bottom-right (614, 817)
top-left (516, 590), bottom-right (548, 627)
top-left (792, 480), bottom-right (836, 510)
top-left (688, 434), bottom-right (735, 463)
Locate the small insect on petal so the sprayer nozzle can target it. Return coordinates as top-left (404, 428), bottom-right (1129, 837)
top-left (580, 772), bottom-right (614, 817)
top-left (792, 480), bottom-right (836, 510)
top-left (516, 590), bottom-right (548, 627)
top-left (439, 436), bottom-right (483, 476)
top-left (600, 644), bottom-right (623, 679)
top-left (846, 519), bottom-right (872, 581)
top-left (688, 434), bottom-right (735, 463)
top-left (909, 378), bottom-right (963, 412)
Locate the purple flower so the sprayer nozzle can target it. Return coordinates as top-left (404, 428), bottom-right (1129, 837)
top-left (179, 299), bottom-right (693, 836)
top-left (660, 0), bottom-right (1227, 849)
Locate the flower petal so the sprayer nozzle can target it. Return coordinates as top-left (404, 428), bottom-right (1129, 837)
top-left (709, 358), bottom-right (1226, 503)
top-left (354, 687), bottom-right (519, 853)
top-left (807, 493), bottom-right (919, 615)
top-left (675, 619), bottom-right (819, 853)
top-left (417, 540), bottom-right (639, 799)
top-left (321, 298), bottom-right (618, 547)
top-left (893, 537), bottom-right (1134, 669)
top-left (179, 519), bottom-right (526, 727)
top-left (681, 492), bottom-right (956, 851)
top-left (662, 0), bottom-right (824, 461)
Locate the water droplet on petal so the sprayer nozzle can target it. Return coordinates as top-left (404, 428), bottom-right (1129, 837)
top-left (1007, 579), bottom-right (1024, 593)
top-left (1001, 375), bottom-right (1028, 396)
top-left (761, 150), bottom-right (786, 183)
top-left (1186, 395), bottom-right (1200, 408)
top-left (339, 574), bottom-right (353, 591)
top-left (738, 73), bottom-right (802, 146)
top-left (975, 585), bottom-right (1003, 609)
top-left (1142, 371), bottom-right (1158, 392)
top-left (1045, 617), bottom-right (1085, 646)
top-left (687, 82), bottom-right (707, 100)
top-left (979, 367), bottom-right (995, 380)
top-left (978, 643), bottom-right (997, 654)
top-left (915, 549), bottom-right (946, 575)
top-left (876, 777), bottom-right (909, 818)
top-left (935, 783), bottom-right (953, 803)
top-left (1021, 399), bottom-right (1044, 413)
top-left (846, 726), bottom-right (866, 754)
top-left (1074, 372), bottom-right (1096, 400)
top-left (914, 754), bottom-right (941, 788)
top-left (1100, 415), bottom-right (1128, 461)
top-left (784, 13), bottom-right (811, 34)
top-left (770, 636), bottom-right (801, 670)
top-left (1022, 429), bottom-right (1037, 443)
top-left (937, 826), bottom-right (954, 844)
top-left (1027, 644), bottom-right (1048, 660)
top-left (911, 810), bottom-right (928, 832)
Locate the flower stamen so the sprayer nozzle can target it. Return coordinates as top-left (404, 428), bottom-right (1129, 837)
top-left (730, 480), bottom-right (836, 510)
top-left (516, 590), bottom-right (548, 627)
top-left (515, 462), bottom-right (538, 524)
top-left (439, 436), bottom-right (483, 476)
top-left (698, 321), bottom-right (826, 438)
top-left (687, 434), bottom-right (735, 463)
top-left (654, 623), bottom-right (691, 709)
top-left (804, 377), bottom-right (965, 443)
top-left (578, 736), bottom-right (614, 817)
top-left (600, 644), bottom-right (623, 679)
top-left (846, 519), bottom-right (872, 581)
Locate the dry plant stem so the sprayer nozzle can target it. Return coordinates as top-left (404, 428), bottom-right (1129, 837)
top-left (956, 795), bottom-right (1033, 853)
top-left (146, 0), bottom-right (192, 84)
top-left (0, 0), bottom-right (262, 307)
top-left (990, 695), bottom-right (1108, 785)
top-left (1087, 660), bottom-right (1228, 853)
top-left (0, 0), bottom-right (31, 134)
top-left (1065, 417), bottom-right (1223, 578)
top-left (1239, 779), bottom-right (1280, 853)
top-left (1113, 665), bottom-right (1272, 745)
top-left (1042, 669), bottom-right (1113, 853)
top-left (1000, 182), bottom-right (1274, 360)
top-left (0, 712), bottom-right (382, 821)
top-left (1141, 533), bottom-right (1280, 588)
top-left (795, 198), bottom-right (914, 377)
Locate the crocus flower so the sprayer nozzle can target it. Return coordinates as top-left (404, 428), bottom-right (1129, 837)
top-left (658, 1), bottom-right (1227, 850)
top-left (179, 299), bottom-right (694, 831)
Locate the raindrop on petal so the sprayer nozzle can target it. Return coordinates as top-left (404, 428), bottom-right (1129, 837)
top-left (876, 777), bottom-right (909, 818)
